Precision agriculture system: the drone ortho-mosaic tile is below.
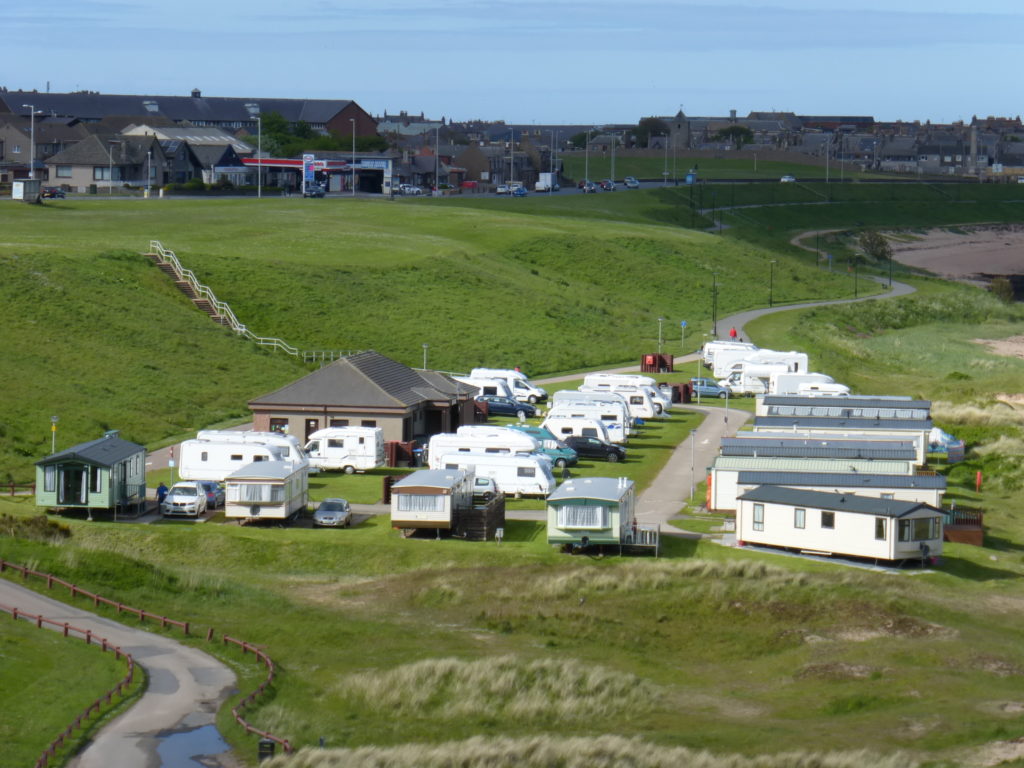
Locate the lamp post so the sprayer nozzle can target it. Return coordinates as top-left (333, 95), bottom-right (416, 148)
top-left (22, 104), bottom-right (40, 179)
top-left (255, 115), bottom-right (262, 199)
top-left (351, 118), bottom-right (357, 196)
top-left (690, 428), bottom-right (697, 499)
top-left (663, 132), bottom-right (669, 185)
top-left (711, 272), bottom-right (719, 337)
top-left (146, 149), bottom-right (152, 196)
top-left (610, 135), bottom-right (616, 183)
top-left (50, 415), bottom-right (58, 455)
top-left (769, 260), bottom-right (777, 308)
top-left (549, 129), bottom-right (557, 195)
top-left (657, 317), bottom-right (664, 354)
top-left (584, 129), bottom-right (591, 184)
top-left (680, 320), bottom-right (687, 351)
top-left (434, 123), bottom-right (439, 195)
top-left (107, 139), bottom-right (118, 196)
top-left (888, 252), bottom-right (893, 288)
top-left (422, 343), bottom-right (429, 370)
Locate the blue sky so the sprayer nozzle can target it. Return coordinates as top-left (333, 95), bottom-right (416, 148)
top-left (7, 0), bottom-right (1024, 124)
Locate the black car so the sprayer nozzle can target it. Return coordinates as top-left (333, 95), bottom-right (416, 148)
top-left (563, 435), bottom-right (626, 462)
top-left (303, 184), bottom-right (326, 198)
top-left (41, 186), bottom-right (66, 199)
top-left (474, 394), bottom-right (537, 419)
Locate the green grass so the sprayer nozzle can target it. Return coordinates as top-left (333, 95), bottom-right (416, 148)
top-left (558, 153), bottom-right (880, 182)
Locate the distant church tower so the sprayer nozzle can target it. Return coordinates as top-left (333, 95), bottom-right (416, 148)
top-left (671, 109), bottom-right (690, 151)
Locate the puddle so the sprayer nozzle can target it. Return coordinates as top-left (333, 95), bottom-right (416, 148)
top-left (156, 724), bottom-right (232, 767)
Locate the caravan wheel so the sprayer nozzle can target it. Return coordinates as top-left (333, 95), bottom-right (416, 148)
top-left (343, 465), bottom-right (355, 475)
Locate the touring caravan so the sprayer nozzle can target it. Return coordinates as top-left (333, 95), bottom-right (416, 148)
top-left (195, 430), bottom-right (304, 460)
top-left (551, 391), bottom-right (634, 434)
top-left (456, 425), bottom-right (577, 467)
top-left (578, 383), bottom-right (661, 419)
top-left (702, 340), bottom-right (758, 367)
top-left (303, 427), bottom-right (385, 473)
top-left (436, 453), bottom-right (555, 497)
top-left (541, 414), bottom-right (613, 444)
top-left (768, 372), bottom-right (838, 396)
top-left (545, 403), bottom-right (628, 443)
top-left (796, 382), bottom-right (850, 397)
top-left (223, 460), bottom-right (308, 522)
top-left (429, 430), bottom-right (542, 467)
top-left (582, 374), bottom-right (671, 414)
top-left (469, 368), bottom-right (548, 404)
top-left (179, 439), bottom-right (306, 482)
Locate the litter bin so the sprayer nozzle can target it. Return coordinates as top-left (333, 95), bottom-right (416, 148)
top-left (258, 738), bottom-right (275, 762)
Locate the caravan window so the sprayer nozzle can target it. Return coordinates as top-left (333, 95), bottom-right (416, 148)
top-left (327, 439), bottom-right (345, 449)
top-left (602, 414), bottom-right (618, 422)
top-left (253, 455), bottom-right (266, 462)
top-left (629, 396), bottom-right (643, 405)
top-left (560, 427), bottom-right (573, 435)
top-left (875, 517), bottom-right (887, 540)
top-left (242, 483), bottom-right (284, 502)
top-left (821, 511), bottom-right (835, 529)
top-left (358, 437), bottom-right (365, 445)
top-left (485, 447), bottom-right (509, 454)
top-left (794, 508), bottom-right (805, 529)
top-left (899, 518), bottom-right (939, 542)
top-left (397, 494), bottom-right (443, 513)
top-left (445, 463), bottom-right (460, 469)
top-left (517, 466), bottom-right (536, 478)
top-left (752, 504), bottom-right (764, 531)
top-left (44, 465), bottom-right (56, 492)
top-left (201, 451), bottom-right (209, 462)
top-left (90, 466), bottom-right (102, 493)
top-left (306, 441), bottom-right (321, 453)
top-left (556, 504), bottom-right (609, 529)
top-left (582, 428), bottom-right (598, 437)
top-left (231, 454), bottom-right (243, 461)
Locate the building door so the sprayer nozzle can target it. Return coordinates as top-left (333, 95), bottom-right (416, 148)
top-left (59, 466), bottom-right (87, 505)
top-left (304, 419), bottom-right (320, 441)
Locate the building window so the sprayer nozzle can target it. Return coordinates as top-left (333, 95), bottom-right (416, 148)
top-left (269, 418), bottom-right (288, 433)
top-left (898, 517), bottom-right (939, 542)
top-left (44, 465), bottom-right (56, 492)
top-left (752, 503), bottom-right (764, 531)
top-left (875, 517), bottom-right (887, 540)
top-left (329, 419), bottom-right (349, 428)
top-left (821, 511), bottom-right (835, 529)
top-left (56, 166), bottom-right (72, 178)
top-left (361, 420), bottom-right (377, 427)
top-left (556, 504), bottom-right (608, 529)
top-left (794, 508), bottom-right (805, 529)
top-left (93, 167), bottom-right (121, 181)
top-left (13, 144), bottom-right (21, 154)
top-left (90, 466), bottom-right (102, 493)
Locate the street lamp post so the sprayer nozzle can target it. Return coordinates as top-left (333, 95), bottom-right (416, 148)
top-left (584, 129), bottom-right (591, 184)
top-left (255, 115), bottom-right (262, 199)
top-left (711, 272), bottom-right (719, 337)
top-left (107, 139), bottom-right (118, 196)
top-left (422, 343), bottom-right (429, 370)
top-left (690, 428), bottom-right (696, 499)
top-left (657, 317), bottom-right (664, 354)
top-left (610, 135), bottom-right (616, 183)
top-left (434, 123), bottom-right (439, 195)
top-left (663, 133), bottom-right (668, 185)
top-left (50, 415), bottom-right (58, 455)
top-left (769, 260), bottom-right (777, 308)
top-left (351, 118), bottom-right (357, 196)
top-left (22, 104), bottom-right (40, 179)
top-left (146, 149), bottom-right (152, 196)
top-left (549, 129), bottom-right (557, 195)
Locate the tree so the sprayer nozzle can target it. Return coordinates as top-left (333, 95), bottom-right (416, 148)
top-left (712, 125), bottom-right (754, 150)
top-left (634, 117), bottom-right (670, 148)
top-left (568, 132), bottom-right (589, 149)
top-left (858, 230), bottom-right (892, 264)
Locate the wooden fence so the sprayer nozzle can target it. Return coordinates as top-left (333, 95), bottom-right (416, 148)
top-left (0, 558), bottom-right (292, 764)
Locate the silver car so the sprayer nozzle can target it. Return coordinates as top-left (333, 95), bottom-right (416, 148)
top-left (161, 481), bottom-right (208, 517)
top-left (313, 498), bottom-right (352, 527)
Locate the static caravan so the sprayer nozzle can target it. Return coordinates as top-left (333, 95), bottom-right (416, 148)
top-left (179, 439), bottom-right (298, 482)
top-left (736, 485), bottom-right (943, 563)
top-left (732, 471), bottom-right (947, 510)
top-left (541, 414), bottom-right (613, 444)
top-left (303, 427), bottom-right (385, 473)
top-left (452, 375), bottom-right (514, 399)
top-left (455, 425), bottom-right (577, 467)
top-left (429, 430), bottom-right (541, 466)
top-left (196, 430), bottom-right (304, 460)
top-left (756, 397), bottom-right (930, 420)
top-left (35, 432), bottom-right (147, 516)
top-left (707, 456), bottom-right (916, 512)
top-left (469, 368), bottom-right (548, 403)
top-left (552, 391), bottom-right (634, 434)
top-left (390, 469), bottom-right (474, 530)
top-left (751, 417), bottom-right (932, 465)
top-left (437, 452), bottom-right (555, 497)
top-left (702, 340), bottom-right (758, 367)
top-left (545, 403), bottom-right (628, 443)
top-left (546, 477), bottom-right (656, 552)
top-left (719, 436), bottom-right (919, 462)
top-left (223, 460), bottom-right (308, 522)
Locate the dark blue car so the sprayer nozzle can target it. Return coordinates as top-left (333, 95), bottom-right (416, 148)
top-left (475, 394), bottom-right (537, 418)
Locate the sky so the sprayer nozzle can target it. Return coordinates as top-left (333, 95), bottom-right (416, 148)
top-left (6, 0), bottom-right (1024, 125)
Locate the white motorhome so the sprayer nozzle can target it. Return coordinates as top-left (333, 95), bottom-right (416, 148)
top-left (552, 391), bottom-right (634, 435)
top-left (713, 350), bottom-right (809, 379)
top-left (452, 375), bottom-right (515, 399)
top-left (541, 414), bottom-right (613, 443)
top-left (545, 403), bottom-right (628, 443)
top-left (702, 340), bottom-right (758, 367)
top-left (223, 460), bottom-right (308, 522)
top-left (768, 372), bottom-right (835, 396)
top-left (718, 364), bottom-right (791, 396)
top-left (429, 430), bottom-right (542, 466)
top-left (578, 384), bottom-right (661, 420)
top-left (179, 439), bottom-right (305, 482)
top-left (195, 430), bottom-right (304, 460)
top-left (470, 368), bottom-right (548, 404)
top-left (303, 427), bottom-right (385, 473)
top-left (582, 374), bottom-right (671, 413)
top-left (436, 453), bottom-right (555, 497)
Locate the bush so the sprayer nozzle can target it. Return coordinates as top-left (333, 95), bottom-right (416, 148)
top-left (0, 514), bottom-right (71, 542)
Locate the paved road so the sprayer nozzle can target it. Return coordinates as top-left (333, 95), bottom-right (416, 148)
top-left (0, 579), bottom-right (240, 768)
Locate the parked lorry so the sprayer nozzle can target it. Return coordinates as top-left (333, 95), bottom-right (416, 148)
top-left (469, 368), bottom-right (548, 403)
top-left (303, 426), bottom-right (385, 473)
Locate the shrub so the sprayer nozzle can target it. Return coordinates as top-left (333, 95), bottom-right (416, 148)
top-left (0, 514), bottom-right (71, 542)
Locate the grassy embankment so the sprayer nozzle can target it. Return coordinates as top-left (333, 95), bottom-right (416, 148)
top-left (557, 154), bottom-right (881, 182)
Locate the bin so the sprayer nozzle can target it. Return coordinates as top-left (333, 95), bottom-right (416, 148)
top-left (258, 738), bottom-right (275, 762)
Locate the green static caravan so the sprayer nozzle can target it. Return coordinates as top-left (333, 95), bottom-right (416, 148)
top-left (547, 477), bottom-right (659, 555)
top-left (35, 431), bottom-right (147, 515)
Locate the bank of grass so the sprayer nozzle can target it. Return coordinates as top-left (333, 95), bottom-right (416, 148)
top-left (557, 154), bottom-right (877, 182)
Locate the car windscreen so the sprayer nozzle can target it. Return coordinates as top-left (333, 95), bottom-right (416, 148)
top-left (171, 487), bottom-right (197, 496)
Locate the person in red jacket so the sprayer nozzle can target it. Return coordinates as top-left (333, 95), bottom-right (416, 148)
top-left (729, 326), bottom-right (737, 340)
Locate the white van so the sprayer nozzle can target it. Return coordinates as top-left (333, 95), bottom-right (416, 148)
top-left (223, 460), bottom-right (309, 522)
top-left (196, 430), bottom-right (304, 460)
top-left (429, 430), bottom-right (541, 466)
top-left (541, 414), bottom-right (613, 443)
top-left (470, 368), bottom-right (548, 404)
top-left (179, 439), bottom-right (304, 482)
top-left (452, 376), bottom-right (515, 399)
top-left (544, 403), bottom-right (628, 443)
top-left (436, 453), bottom-right (555, 497)
top-left (702, 340), bottom-right (758, 367)
top-left (303, 427), bottom-right (385, 473)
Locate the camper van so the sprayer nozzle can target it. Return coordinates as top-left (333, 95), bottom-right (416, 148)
top-left (702, 339), bottom-right (758, 367)
top-left (195, 430), bottom-right (304, 460)
top-left (456, 425), bottom-right (577, 467)
top-left (712, 349), bottom-right (809, 379)
top-left (551, 391), bottom-right (634, 433)
top-left (223, 460), bottom-right (309, 522)
top-left (303, 427), bottom-right (385, 473)
top-left (541, 414), bottom-right (613, 444)
top-left (436, 453), bottom-right (555, 497)
top-left (796, 382), bottom-right (850, 397)
top-left (451, 375), bottom-right (515, 399)
top-left (768, 372), bottom-right (835, 396)
top-left (179, 438), bottom-right (307, 482)
top-left (718, 364), bottom-right (791, 396)
top-left (469, 368), bottom-right (548, 404)
top-left (545, 403), bottom-right (628, 443)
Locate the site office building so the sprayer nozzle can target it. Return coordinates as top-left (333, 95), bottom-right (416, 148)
top-left (248, 351), bottom-right (476, 444)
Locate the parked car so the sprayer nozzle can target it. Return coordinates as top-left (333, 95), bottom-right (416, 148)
top-left (495, 184), bottom-right (511, 195)
top-left (303, 184), bottom-right (326, 197)
top-left (563, 435), bottom-right (626, 463)
top-left (579, 181), bottom-right (598, 193)
top-left (313, 498), bottom-right (353, 527)
top-left (41, 186), bottom-right (66, 199)
top-left (475, 394), bottom-right (537, 419)
top-left (623, 176), bottom-right (640, 189)
top-left (473, 477), bottom-right (497, 501)
top-left (161, 481), bottom-right (208, 517)
top-left (200, 481), bottom-right (225, 509)
top-left (399, 184), bottom-right (423, 196)
top-left (690, 377), bottom-right (729, 399)
top-left (780, 175), bottom-right (796, 183)
top-left (512, 186), bottom-right (528, 197)
top-left (599, 179), bottom-right (616, 191)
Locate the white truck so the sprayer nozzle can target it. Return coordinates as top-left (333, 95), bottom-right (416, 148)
top-left (303, 427), bottom-right (385, 473)
top-left (535, 172), bottom-right (558, 192)
top-left (469, 368), bottom-right (548, 403)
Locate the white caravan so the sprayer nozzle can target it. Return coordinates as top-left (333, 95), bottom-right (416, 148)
top-left (718, 364), bottom-right (791, 396)
top-left (436, 453), bottom-right (555, 497)
top-left (702, 340), bottom-right (758, 367)
top-left (451, 375), bottom-right (514, 399)
top-left (195, 430), bottom-right (304, 460)
top-left (223, 460), bottom-right (308, 522)
top-left (768, 372), bottom-right (835, 396)
top-left (303, 427), bottom-right (385, 473)
top-left (713, 349), bottom-right (809, 379)
top-left (545, 403), bottom-right (628, 443)
top-left (578, 384), bottom-right (661, 420)
top-left (541, 414), bottom-right (613, 443)
top-left (552, 390), bottom-right (634, 434)
top-left (179, 439), bottom-right (307, 482)
top-left (582, 373), bottom-right (672, 413)
top-left (796, 382), bottom-right (850, 397)
top-left (470, 368), bottom-right (548, 404)
top-left (429, 430), bottom-right (542, 466)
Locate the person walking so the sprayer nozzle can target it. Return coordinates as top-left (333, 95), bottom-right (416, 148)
top-left (156, 482), bottom-right (168, 512)
top-left (729, 326), bottom-right (738, 340)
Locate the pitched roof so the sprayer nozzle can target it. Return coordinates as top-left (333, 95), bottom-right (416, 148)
top-left (753, 416), bottom-right (932, 431)
top-left (45, 134), bottom-right (160, 166)
top-left (738, 485), bottom-right (939, 518)
top-left (548, 477), bottom-right (633, 503)
top-left (249, 351), bottom-right (465, 409)
top-left (736, 471), bottom-right (947, 490)
top-left (36, 434), bottom-right (144, 467)
top-left (392, 468), bottom-right (468, 491)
